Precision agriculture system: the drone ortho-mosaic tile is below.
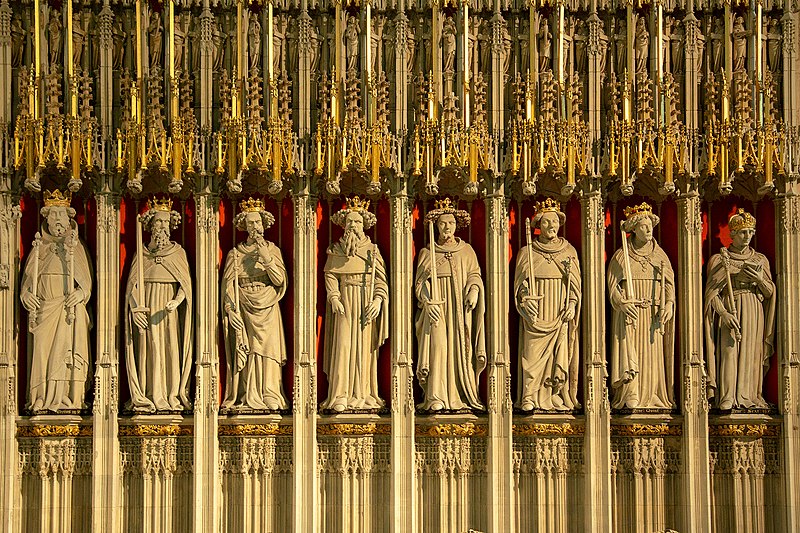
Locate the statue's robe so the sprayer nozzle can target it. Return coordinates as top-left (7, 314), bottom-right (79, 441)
top-left (321, 237), bottom-right (389, 410)
top-left (514, 237), bottom-right (581, 410)
top-left (704, 246), bottom-right (775, 408)
top-left (415, 238), bottom-right (486, 410)
top-left (125, 242), bottom-right (193, 412)
top-left (21, 224), bottom-right (92, 411)
top-left (608, 239), bottom-right (675, 409)
top-left (221, 240), bottom-right (288, 410)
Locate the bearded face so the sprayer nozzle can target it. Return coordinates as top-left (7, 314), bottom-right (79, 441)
top-left (538, 212), bottom-right (561, 242)
top-left (46, 207), bottom-right (70, 238)
top-left (436, 214), bottom-right (457, 244)
top-left (341, 212), bottom-right (365, 257)
top-left (149, 213), bottom-right (172, 250)
top-left (244, 212), bottom-right (265, 242)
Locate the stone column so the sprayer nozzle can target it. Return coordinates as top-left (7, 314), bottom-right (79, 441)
top-left (580, 183), bottom-right (612, 533)
top-left (0, 175), bottom-right (19, 532)
top-left (389, 176), bottom-right (415, 533)
top-left (776, 184), bottom-right (800, 531)
top-left (91, 184), bottom-right (122, 533)
top-left (0, 0), bottom-right (12, 127)
top-left (198, 5), bottom-right (214, 134)
top-left (676, 186), bottom-right (712, 532)
top-left (97, 4), bottom-right (114, 139)
top-left (484, 178), bottom-right (512, 533)
top-left (292, 176), bottom-right (318, 533)
top-left (193, 178), bottom-right (219, 532)
top-left (297, 1), bottom-right (312, 139)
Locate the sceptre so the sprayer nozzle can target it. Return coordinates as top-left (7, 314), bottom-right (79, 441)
top-left (232, 247), bottom-right (249, 370)
top-left (134, 213), bottom-right (150, 330)
top-left (524, 218), bottom-right (542, 322)
top-left (66, 226), bottom-right (76, 324)
top-left (427, 219), bottom-right (443, 325)
top-left (720, 248), bottom-right (742, 342)
top-left (620, 221), bottom-right (637, 327)
top-left (28, 232), bottom-right (41, 329)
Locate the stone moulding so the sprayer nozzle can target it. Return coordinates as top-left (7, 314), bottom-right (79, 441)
top-left (317, 423), bottom-right (391, 436)
top-left (512, 423), bottom-right (585, 437)
top-left (16, 424), bottom-right (92, 438)
top-left (218, 423), bottom-right (294, 437)
top-left (118, 424), bottom-right (193, 437)
top-left (709, 423), bottom-right (781, 438)
top-left (415, 422), bottom-right (488, 438)
top-left (610, 423), bottom-right (683, 437)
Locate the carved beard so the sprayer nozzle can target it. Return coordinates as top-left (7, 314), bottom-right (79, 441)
top-left (49, 221), bottom-right (67, 238)
top-left (342, 227), bottom-right (364, 257)
top-left (247, 227), bottom-right (264, 243)
top-left (150, 228), bottom-right (171, 251)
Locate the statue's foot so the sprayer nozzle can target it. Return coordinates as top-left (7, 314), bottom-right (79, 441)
top-left (718, 400), bottom-right (734, 410)
top-left (519, 400), bottom-right (534, 412)
top-left (429, 401), bottom-right (444, 411)
top-left (332, 403), bottom-right (346, 413)
top-left (265, 402), bottom-right (282, 411)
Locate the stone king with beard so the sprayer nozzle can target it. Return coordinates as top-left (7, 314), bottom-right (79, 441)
top-left (124, 198), bottom-right (193, 413)
top-left (321, 197), bottom-right (389, 412)
top-left (20, 190), bottom-right (93, 412)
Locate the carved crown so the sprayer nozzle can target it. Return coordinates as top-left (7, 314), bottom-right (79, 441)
top-left (534, 197), bottom-right (561, 215)
top-left (623, 202), bottom-right (654, 220)
top-left (43, 189), bottom-right (71, 207)
top-left (728, 208), bottom-right (757, 231)
top-left (240, 197), bottom-right (265, 213)
top-left (147, 197), bottom-right (173, 212)
top-left (345, 196), bottom-right (370, 212)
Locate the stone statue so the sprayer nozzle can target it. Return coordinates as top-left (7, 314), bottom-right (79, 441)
top-left (766, 18), bottom-right (782, 72)
top-left (125, 199), bottom-right (193, 413)
top-left (149, 11), bottom-right (163, 68)
top-left (415, 199), bottom-right (486, 411)
top-left (72, 13), bottom-right (87, 70)
top-left (669, 16), bottom-right (685, 74)
top-left (732, 16), bottom-right (747, 72)
top-left (248, 17), bottom-right (262, 70)
top-left (608, 203), bottom-right (675, 410)
top-left (20, 191), bottom-right (92, 413)
top-left (309, 22), bottom-right (321, 75)
top-left (574, 19), bottom-right (588, 75)
top-left (442, 17), bottom-right (457, 74)
top-left (273, 15), bottom-right (288, 74)
top-left (345, 15), bottom-right (360, 73)
top-left (406, 22), bottom-right (416, 72)
top-left (174, 14), bottom-right (188, 72)
top-left (371, 16), bottom-right (385, 75)
top-left (704, 209), bottom-right (775, 410)
top-left (11, 17), bottom-right (25, 68)
top-left (212, 18), bottom-right (227, 72)
top-left (221, 199), bottom-right (288, 411)
top-left (709, 19), bottom-right (724, 74)
top-left (48, 12), bottom-right (63, 67)
top-left (321, 197), bottom-right (389, 412)
top-left (514, 199), bottom-right (581, 412)
top-left (501, 21), bottom-right (512, 77)
top-left (519, 18), bottom-right (530, 74)
top-left (538, 18), bottom-right (552, 72)
top-left (634, 16), bottom-right (649, 74)
top-left (112, 18), bottom-right (126, 70)
top-left (612, 18), bottom-right (626, 75)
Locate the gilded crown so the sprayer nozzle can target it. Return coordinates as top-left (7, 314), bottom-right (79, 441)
top-left (434, 198), bottom-right (455, 211)
top-left (623, 202), bottom-right (654, 220)
top-left (147, 197), bottom-right (173, 212)
top-left (43, 189), bottom-right (71, 207)
top-left (728, 208), bottom-right (757, 231)
top-left (534, 197), bottom-right (561, 214)
top-left (240, 197), bottom-right (265, 213)
top-left (346, 196), bottom-right (370, 212)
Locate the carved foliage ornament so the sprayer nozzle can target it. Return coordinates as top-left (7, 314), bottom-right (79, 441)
top-left (415, 423), bottom-right (487, 438)
top-left (118, 424), bottom-right (193, 437)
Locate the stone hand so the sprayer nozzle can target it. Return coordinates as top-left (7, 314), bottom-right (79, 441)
top-left (721, 311), bottom-right (741, 337)
top-left (21, 291), bottom-right (41, 312)
top-left (661, 302), bottom-right (674, 324)
top-left (331, 297), bottom-right (345, 315)
top-left (621, 300), bottom-right (639, 322)
top-left (425, 301), bottom-right (442, 324)
top-left (464, 288), bottom-right (479, 312)
top-left (741, 264), bottom-right (764, 284)
top-left (228, 311), bottom-right (244, 331)
top-left (133, 310), bottom-right (149, 330)
top-left (522, 298), bottom-right (539, 319)
top-left (562, 302), bottom-right (576, 322)
top-left (364, 298), bottom-right (381, 323)
top-left (165, 299), bottom-right (181, 313)
top-left (64, 288), bottom-right (84, 308)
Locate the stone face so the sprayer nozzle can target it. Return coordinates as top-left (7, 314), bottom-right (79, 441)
top-left (2, 2), bottom-right (800, 532)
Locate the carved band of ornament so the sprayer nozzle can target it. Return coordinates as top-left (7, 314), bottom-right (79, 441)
top-left (709, 424), bottom-right (781, 438)
top-left (218, 424), bottom-right (293, 437)
top-left (415, 423), bottom-right (487, 438)
top-left (118, 425), bottom-right (193, 437)
top-left (318, 423), bottom-right (391, 436)
top-left (512, 423), bottom-right (585, 437)
top-left (610, 423), bottom-right (682, 437)
top-left (17, 424), bottom-right (92, 438)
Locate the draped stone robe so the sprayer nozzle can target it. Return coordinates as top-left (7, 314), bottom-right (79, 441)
top-left (608, 239), bottom-right (675, 409)
top-left (20, 225), bottom-right (93, 412)
top-left (415, 238), bottom-right (486, 410)
top-left (514, 237), bottom-right (581, 410)
top-left (221, 240), bottom-right (288, 410)
top-left (125, 242), bottom-right (193, 412)
top-left (704, 246), bottom-right (775, 409)
top-left (321, 237), bottom-right (389, 411)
